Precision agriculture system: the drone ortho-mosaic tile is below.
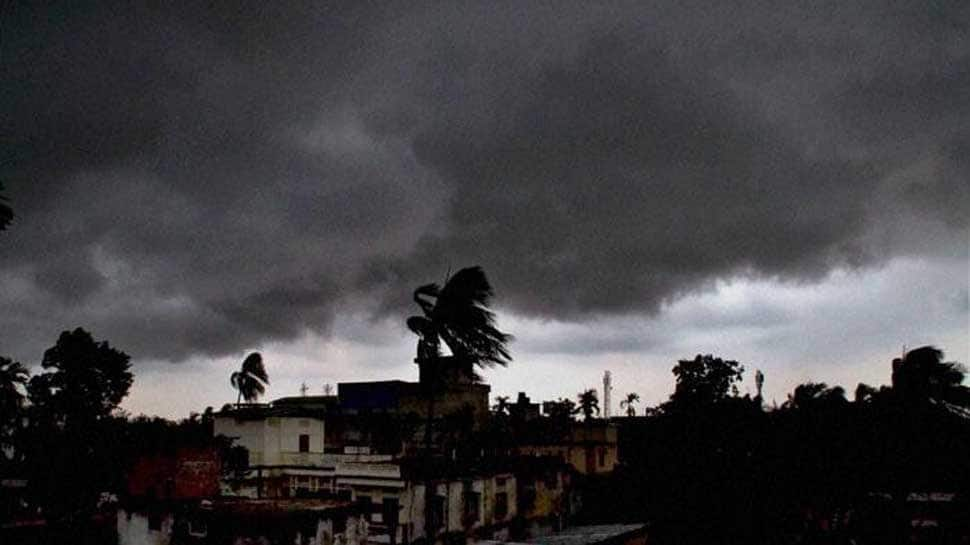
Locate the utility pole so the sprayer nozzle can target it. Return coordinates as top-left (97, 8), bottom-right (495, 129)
top-left (603, 371), bottom-right (612, 419)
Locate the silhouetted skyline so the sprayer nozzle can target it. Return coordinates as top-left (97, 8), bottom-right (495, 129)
top-left (1, 3), bottom-right (966, 418)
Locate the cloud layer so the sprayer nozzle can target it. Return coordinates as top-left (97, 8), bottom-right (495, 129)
top-left (1, 2), bottom-right (966, 371)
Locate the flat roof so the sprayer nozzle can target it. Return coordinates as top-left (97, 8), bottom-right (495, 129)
top-left (203, 498), bottom-right (356, 515)
top-left (526, 524), bottom-right (647, 545)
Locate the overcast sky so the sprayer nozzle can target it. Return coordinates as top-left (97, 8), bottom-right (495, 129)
top-left (2, 2), bottom-right (967, 418)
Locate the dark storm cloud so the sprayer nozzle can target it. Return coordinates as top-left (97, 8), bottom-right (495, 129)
top-left (1, 2), bottom-right (966, 363)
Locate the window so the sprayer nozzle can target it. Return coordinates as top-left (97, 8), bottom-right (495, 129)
top-left (299, 434), bottom-right (310, 453)
top-left (431, 495), bottom-right (446, 530)
top-left (495, 477), bottom-right (507, 487)
top-left (383, 497), bottom-right (400, 527)
top-left (463, 492), bottom-right (480, 524)
top-left (494, 492), bottom-right (508, 519)
top-left (187, 519), bottom-right (207, 538)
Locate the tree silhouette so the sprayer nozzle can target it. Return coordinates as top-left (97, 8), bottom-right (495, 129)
top-left (854, 382), bottom-right (879, 404)
top-left (23, 329), bottom-right (132, 520)
top-left (406, 266), bottom-right (512, 447)
top-left (493, 395), bottom-right (511, 415)
top-left (783, 382), bottom-right (847, 410)
top-left (406, 266), bottom-right (511, 375)
top-left (546, 397), bottom-right (576, 428)
top-left (577, 389), bottom-right (600, 421)
top-left (620, 392), bottom-right (640, 417)
top-left (0, 181), bottom-right (12, 231)
top-left (667, 354), bottom-right (744, 410)
top-left (892, 345), bottom-right (968, 409)
top-left (230, 352), bottom-right (269, 404)
top-left (0, 357), bottom-right (28, 462)
top-left (406, 266), bottom-right (511, 542)
top-left (27, 328), bottom-right (133, 424)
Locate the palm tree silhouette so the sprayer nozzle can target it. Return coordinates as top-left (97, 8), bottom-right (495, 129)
top-left (893, 346), bottom-right (968, 409)
top-left (783, 382), bottom-right (847, 410)
top-left (407, 266), bottom-right (511, 443)
top-left (620, 392), bottom-right (640, 417)
top-left (230, 352), bottom-right (269, 405)
top-left (406, 266), bottom-right (511, 542)
top-left (407, 266), bottom-right (511, 376)
top-left (577, 389), bottom-right (600, 421)
top-left (493, 395), bottom-right (511, 415)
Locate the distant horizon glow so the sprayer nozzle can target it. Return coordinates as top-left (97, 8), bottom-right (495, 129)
top-left (120, 256), bottom-right (968, 419)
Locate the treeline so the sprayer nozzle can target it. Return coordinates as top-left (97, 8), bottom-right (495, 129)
top-left (0, 328), bottom-right (231, 528)
top-left (582, 350), bottom-right (970, 545)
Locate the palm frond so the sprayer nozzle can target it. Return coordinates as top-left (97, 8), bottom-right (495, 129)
top-left (241, 352), bottom-right (269, 384)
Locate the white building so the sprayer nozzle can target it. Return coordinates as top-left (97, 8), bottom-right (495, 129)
top-left (213, 406), bottom-right (332, 498)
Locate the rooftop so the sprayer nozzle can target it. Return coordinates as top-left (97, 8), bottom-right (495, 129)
top-left (528, 524), bottom-right (646, 545)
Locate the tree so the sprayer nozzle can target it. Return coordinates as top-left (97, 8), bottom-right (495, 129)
top-left (406, 266), bottom-right (512, 375)
top-left (546, 398), bottom-right (576, 423)
top-left (892, 346), bottom-right (968, 408)
top-left (0, 357), bottom-right (29, 462)
top-left (0, 357), bottom-right (28, 415)
top-left (406, 265), bottom-right (512, 447)
top-left (493, 395), bottom-right (511, 415)
top-left (667, 354), bottom-right (744, 409)
top-left (577, 389), bottom-right (600, 421)
top-left (783, 382), bottom-right (847, 411)
top-left (406, 266), bottom-right (511, 543)
top-left (27, 328), bottom-right (133, 424)
top-left (230, 352), bottom-right (269, 404)
top-left (0, 181), bottom-right (12, 231)
top-left (23, 329), bottom-right (132, 521)
top-left (854, 382), bottom-right (879, 404)
top-left (620, 392), bottom-right (640, 417)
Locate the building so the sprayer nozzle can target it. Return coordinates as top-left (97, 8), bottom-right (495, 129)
top-left (515, 422), bottom-right (618, 476)
top-left (212, 405), bottom-right (331, 498)
top-left (333, 456), bottom-right (520, 544)
top-left (482, 523), bottom-right (648, 545)
top-left (118, 498), bottom-right (370, 545)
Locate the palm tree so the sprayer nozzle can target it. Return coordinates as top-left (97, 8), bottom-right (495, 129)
top-left (230, 352), bottom-right (269, 405)
top-left (406, 266), bottom-right (511, 542)
top-left (406, 266), bottom-right (511, 375)
top-left (892, 346), bottom-right (969, 408)
top-left (783, 382), bottom-right (847, 410)
top-left (493, 395), bottom-right (511, 415)
top-left (577, 389), bottom-right (600, 421)
top-left (406, 266), bottom-right (512, 444)
top-left (620, 392), bottom-right (640, 417)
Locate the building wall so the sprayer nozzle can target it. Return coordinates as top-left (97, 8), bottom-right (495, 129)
top-left (336, 467), bottom-right (518, 545)
top-left (516, 423), bottom-right (618, 475)
top-left (117, 510), bottom-right (173, 545)
top-left (118, 508), bottom-right (369, 545)
top-left (214, 415), bottom-right (325, 467)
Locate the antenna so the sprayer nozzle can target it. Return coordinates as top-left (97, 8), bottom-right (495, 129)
top-left (603, 371), bottom-right (612, 419)
top-left (300, 382), bottom-right (308, 397)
